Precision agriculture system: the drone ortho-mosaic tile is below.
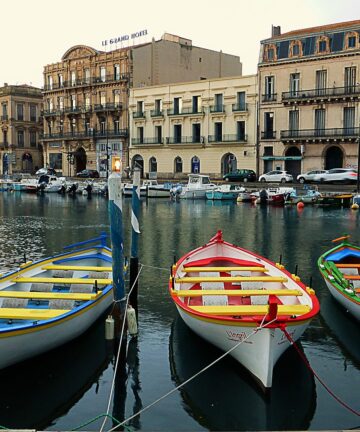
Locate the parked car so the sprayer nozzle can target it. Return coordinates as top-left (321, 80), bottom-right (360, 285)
top-left (36, 167), bottom-right (57, 176)
top-left (297, 170), bottom-right (328, 184)
top-left (223, 169), bottom-right (257, 182)
top-left (312, 168), bottom-right (358, 184)
top-left (258, 170), bottom-right (293, 183)
top-left (76, 169), bottom-right (100, 178)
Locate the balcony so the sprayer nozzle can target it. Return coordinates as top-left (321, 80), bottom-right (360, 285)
top-left (150, 109), bottom-right (164, 117)
top-left (42, 74), bottom-right (129, 92)
top-left (64, 106), bottom-right (83, 115)
top-left (232, 103), bottom-right (248, 112)
top-left (167, 136), bottom-right (203, 144)
top-left (94, 103), bottom-right (122, 113)
top-left (1, 115), bottom-right (8, 121)
top-left (131, 137), bottom-right (164, 145)
top-left (41, 128), bottom-right (128, 140)
top-left (167, 107), bottom-right (205, 116)
top-left (280, 127), bottom-right (360, 143)
top-left (262, 94), bottom-right (277, 103)
top-left (0, 142), bottom-right (9, 150)
top-left (261, 131), bottom-right (277, 140)
top-left (95, 128), bottom-right (128, 138)
top-left (133, 111), bottom-right (145, 119)
top-left (42, 109), bottom-right (59, 117)
top-left (208, 134), bottom-right (247, 143)
top-left (282, 85), bottom-right (360, 105)
top-left (209, 104), bottom-right (225, 113)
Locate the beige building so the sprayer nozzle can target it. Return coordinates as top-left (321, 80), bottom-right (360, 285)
top-left (0, 84), bottom-right (43, 175)
top-left (258, 20), bottom-right (360, 177)
top-left (129, 75), bottom-right (257, 179)
top-left (42, 33), bottom-right (242, 177)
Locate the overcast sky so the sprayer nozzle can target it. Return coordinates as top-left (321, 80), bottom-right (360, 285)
top-left (1, 0), bottom-right (359, 87)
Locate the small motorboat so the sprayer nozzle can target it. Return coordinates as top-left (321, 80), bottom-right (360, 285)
top-left (206, 184), bottom-right (245, 201)
top-left (37, 175), bottom-right (66, 193)
top-left (0, 234), bottom-right (113, 370)
top-left (123, 179), bottom-right (162, 197)
top-left (252, 187), bottom-right (296, 205)
top-left (236, 189), bottom-right (253, 203)
top-left (169, 231), bottom-right (319, 388)
top-left (318, 235), bottom-right (360, 322)
top-left (176, 174), bottom-right (217, 200)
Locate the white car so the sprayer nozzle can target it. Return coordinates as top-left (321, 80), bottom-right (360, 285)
top-left (297, 170), bottom-right (328, 184)
top-left (312, 168), bottom-right (358, 184)
top-left (259, 170), bottom-right (293, 183)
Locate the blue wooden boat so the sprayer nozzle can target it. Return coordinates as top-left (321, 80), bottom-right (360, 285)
top-left (206, 184), bottom-right (246, 201)
top-left (0, 234), bottom-right (113, 370)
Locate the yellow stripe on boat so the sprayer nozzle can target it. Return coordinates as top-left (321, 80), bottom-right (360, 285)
top-left (42, 265), bottom-right (113, 272)
top-left (0, 308), bottom-right (70, 320)
top-left (189, 304), bottom-right (311, 316)
top-left (183, 266), bottom-right (268, 272)
top-left (0, 291), bottom-right (102, 301)
top-left (172, 289), bottom-right (302, 297)
top-left (12, 277), bottom-right (112, 285)
top-left (175, 276), bottom-right (287, 283)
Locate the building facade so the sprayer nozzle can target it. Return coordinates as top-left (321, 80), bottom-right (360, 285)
top-left (0, 84), bottom-right (43, 175)
top-left (258, 20), bottom-right (360, 177)
top-left (129, 75), bottom-right (257, 179)
top-left (42, 33), bottom-right (242, 177)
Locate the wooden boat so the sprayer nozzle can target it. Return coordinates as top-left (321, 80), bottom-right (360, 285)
top-left (206, 184), bottom-right (245, 201)
top-left (317, 193), bottom-right (353, 207)
top-left (169, 231), bottom-right (319, 388)
top-left (318, 235), bottom-right (360, 321)
top-left (0, 234), bottom-right (113, 370)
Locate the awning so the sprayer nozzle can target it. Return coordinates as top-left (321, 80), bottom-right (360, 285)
top-left (261, 156), bottom-right (303, 161)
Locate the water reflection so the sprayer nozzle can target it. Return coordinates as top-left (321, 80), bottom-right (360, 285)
top-left (169, 317), bottom-right (316, 431)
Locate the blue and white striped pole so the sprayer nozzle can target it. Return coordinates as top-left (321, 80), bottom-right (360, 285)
top-left (108, 172), bottom-right (125, 335)
top-left (129, 166), bottom-right (141, 316)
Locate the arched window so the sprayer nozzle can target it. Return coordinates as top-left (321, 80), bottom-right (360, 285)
top-left (191, 156), bottom-right (200, 174)
top-left (149, 156), bottom-right (157, 173)
top-left (289, 40), bottom-right (302, 58)
top-left (174, 156), bottom-right (182, 173)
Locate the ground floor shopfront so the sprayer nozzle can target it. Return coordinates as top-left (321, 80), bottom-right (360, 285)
top-left (0, 148), bottom-right (43, 175)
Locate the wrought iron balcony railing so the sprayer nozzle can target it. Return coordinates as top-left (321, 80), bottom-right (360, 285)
top-left (131, 137), bottom-right (164, 145)
top-left (150, 109), bottom-right (164, 117)
top-left (167, 136), bottom-right (203, 144)
top-left (262, 94), bottom-right (277, 102)
top-left (208, 134), bottom-right (247, 143)
top-left (280, 127), bottom-right (360, 140)
top-left (282, 85), bottom-right (360, 102)
top-left (209, 104), bottom-right (225, 113)
top-left (261, 131), bottom-right (277, 139)
top-left (133, 111), bottom-right (145, 118)
top-left (42, 73), bottom-right (129, 91)
top-left (232, 103), bottom-right (248, 112)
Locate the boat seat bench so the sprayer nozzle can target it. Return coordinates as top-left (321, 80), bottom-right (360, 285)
top-left (335, 264), bottom-right (360, 268)
top-left (189, 304), bottom-right (311, 316)
top-left (12, 277), bottom-right (112, 285)
top-left (172, 289), bottom-right (302, 297)
top-left (175, 276), bottom-right (287, 283)
top-left (343, 275), bottom-right (360, 280)
top-left (0, 291), bottom-right (101, 301)
top-left (43, 265), bottom-right (112, 272)
top-left (182, 266), bottom-right (268, 273)
top-left (0, 308), bottom-right (70, 320)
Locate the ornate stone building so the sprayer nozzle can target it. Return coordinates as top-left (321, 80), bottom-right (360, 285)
top-left (258, 20), bottom-right (360, 177)
top-left (42, 33), bottom-right (242, 177)
top-left (0, 84), bottom-right (43, 175)
top-left (129, 75), bottom-right (257, 179)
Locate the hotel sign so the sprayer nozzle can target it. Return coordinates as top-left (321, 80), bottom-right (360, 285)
top-left (102, 29), bottom-right (148, 47)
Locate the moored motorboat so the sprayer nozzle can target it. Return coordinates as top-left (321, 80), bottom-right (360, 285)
top-left (0, 234), bottom-right (113, 370)
top-left (318, 235), bottom-right (360, 321)
top-left (169, 231), bottom-right (319, 388)
top-left (176, 174), bottom-right (217, 200)
top-left (37, 175), bottom-right (67, 193)
top-left (206, 184), bottom-right (245, 201)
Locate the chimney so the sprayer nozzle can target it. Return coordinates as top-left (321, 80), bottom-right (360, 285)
top-left (271, 25), bottom-right (281, 37)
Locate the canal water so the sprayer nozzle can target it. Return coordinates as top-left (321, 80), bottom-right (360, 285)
top-left (0, 192), bottom-right (359, 431)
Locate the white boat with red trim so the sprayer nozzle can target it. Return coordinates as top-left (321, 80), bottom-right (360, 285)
top-left (169, 231), bottom-right (319, 388)
top-left (0, 234), bottom-right (113, 370)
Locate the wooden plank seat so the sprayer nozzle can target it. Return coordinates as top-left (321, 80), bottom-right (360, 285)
top-left (12, 277), bottom-right (112, 285)
top-left (189, 304), bottom-right (311, 316)
top-left (0, 308), bottom-right (70, 320)
top-left (43, 265), bottom-right (112, 272)
top-left (335, 264), bottom-right (360, 268)
top-left (175, 276), bottom-right (288, 283)
top-left (172, 289), bottom-right (302, 297)
top-left (0, 291), bottom-right (101, 301)
top-left (343, 275), bottom-right (360, 280)
top-left (183, 266), bottom-right (268, 273)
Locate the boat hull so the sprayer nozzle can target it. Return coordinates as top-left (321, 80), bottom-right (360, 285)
top-left (177, 306), bottom-right (309, 388)
top-left (147, 186), bottom-right (171, 198)
top-left (324, 279), bottom-right (359, 321)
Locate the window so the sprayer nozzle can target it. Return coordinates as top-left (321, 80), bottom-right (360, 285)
top-left (237, 121), bottom-right (245, 140)
top-left (264, 112), bottom-right (274, 139)
top-left (114, 90), bottom-right (120, 106)
top-left (100, 92), bottom-right (106, 106)
top-left (268, 48), bottom-right (274, 61)
top-left (47, 75), bottom-right (53, 90)
top-left (84, 69), bottom-right (90, 84)
top-left (137, 126), bottom-right (144, 143)
top-left (316, 70), bottom-right (327, 95)
top-left (17, 104), bottom-right (24, 121)
top-left (214, 94), bottom-right (223, 111)
top-left (100, 66), bottom-right (106, 82)
top-left (155, 125), bottom-right (162, 143)
top-left (2, 103), bottom-right (7, 117)
top-left (345, 66), bottom-right (356, 93)
top-left (155, 99), bottom-right (162, 114)
top-left (114, 120), bottom-right (119, 133)
top-left (344, 107), bottom-right (355, 133)
top-left (59, 96), bottom-right (64, 110)
top-left (17, 130), bottom-right (24, 147)
top-left (264, 76), bottom-right (274, 100)
top-left (315, 109), bottom-right (325, 135)
top-left (48, 98), bottom-right (53, 111)
top-left (174, 124), bottom-right (182, 143)
top-left (100, 121), bottom-right (106, 135)
top-left (114, 64), bottom-right (120, 80)
top-left (58, 74), bottom-right (63, 87)
top-left (71, 71), bottom-right (76, 86)
top-left (84, 94), bottom-right (90, 109)
top-left (348, 36), bottom-right (356, 48)
top-left (149, 157), bottom-right (157, 173)
top-left (192, 123), bottom-right (201, 142)
top-left (236, 92), bottom-right (246, 110)
top-left (318, 40), bottom-right (327, 53)
top-left (192, 95), bottom-right (201, 113)
top-left (173, 97), bottom-right (182, 114)
top-left (70, 95), bottom-right (76, 109)
top-left (30, 105), bottom-right (37, 122)
top-left (290, 73), bottom-right (300, 97)
top-left (137, 101), bottom-right (144, 115)
top-left (174, 157), bottom-right (183, 173)
top-left (49, 153), bottom-right (62, 170)
top-left (289, 110), bottom-right (299, 137)
top-left (292, 44), bottom-right (299, 56)
top-left (3, 130), bottom-right (7, 144)
top-left (30, 131), bottom-right (36, 147)
top-left (214, 122), bottom-right (222, 141)
top-left (264, 146), bottom-right (273, 156)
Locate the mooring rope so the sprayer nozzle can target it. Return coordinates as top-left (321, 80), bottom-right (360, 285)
top-left (281, 327), bottom-right (360, 417)
top-left (104, 316), bottom-right (278, 432)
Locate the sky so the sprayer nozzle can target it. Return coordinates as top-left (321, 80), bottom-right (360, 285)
top-left (1, 0), bottom-right (359, 88)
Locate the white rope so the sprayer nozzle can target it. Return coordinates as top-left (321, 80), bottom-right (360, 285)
top-left (99, 264), bottom-right (144, 432)
top-left (105, 316), bottom-right (278, 432)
